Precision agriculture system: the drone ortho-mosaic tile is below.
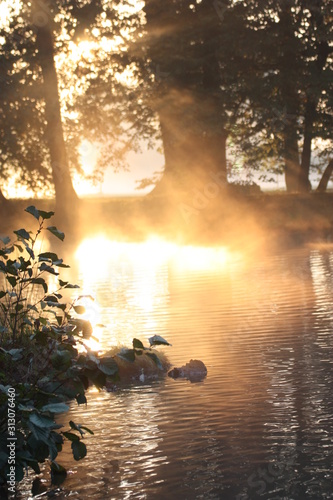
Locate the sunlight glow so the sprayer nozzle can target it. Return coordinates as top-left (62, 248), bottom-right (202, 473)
top-left (171, 245), bottom-right (229, 272)
top-left (72, 140), bottom-right (101, 196)
top-left (76, 236), bottom-right (230, 277)
top-left (74, 236), bottom-right (230, 349)
top-left (3, 172), bottom-right (44, 199)
top-left (0, 1), bottom-right (20, 27)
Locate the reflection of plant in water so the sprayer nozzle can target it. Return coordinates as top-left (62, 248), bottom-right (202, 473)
top-left (0, 207), bottom-right (170, 497)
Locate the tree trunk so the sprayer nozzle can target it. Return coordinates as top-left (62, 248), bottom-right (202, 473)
top-left (283, 122), bottom-right (300, 192)
top-left (299, 98), bottom-right (316, 192)
top-left (298, 6), bottom-right (329, 193)
top-left (144, 0), bottom-right (227, 197)
top-left (317, 159), bottom-right (333, 192)
top-left (279, 1), bottom-right (301, 192)
top-left (0, 187), bottom-right (7, 204)
top-left (32, 1), bottom-right (78, 213)
top-left (153, 90), bottom-right (227, 197)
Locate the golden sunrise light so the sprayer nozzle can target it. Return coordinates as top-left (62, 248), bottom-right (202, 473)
top-left (2, 0), bottom-right (333, 497)
top-left (74, 236), bottom-right (230, 349)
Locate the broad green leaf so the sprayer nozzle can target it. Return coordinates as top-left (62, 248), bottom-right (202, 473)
top-left (24, 458), bottom-right (40, 475)
top-left (38, 210), bottom-right (55, 220)
top-left (44, 295), bottom-right (58, 303)
top-left (14, 244), bottom-right (23, 252)
top-left (7, 348), bottom-right (23, 361)
top-left (76, 393), bottom-right (87, 405)
top-left (26, 246), bottom-right (34, 259)
top-left (59, 279), bottom-right (79, 289)
top-left (14, 228), bottom-right (30, 240)
top-left (31, 277), bottom-right (48, 293)
top-left (65, 283), bottom-right (80, 289)
top-left (0, 384), bottom-right (11, 394)
top-left (25, 206), bottom-right (40, 220)
top-left (39, 262), bottom-right (59, 275)
top-left (34, 330), bottom-right (48, 346)
top-left (29, 413), bottom-right (58, 429)
top-left (6, 276), bottom-right (17, 287)
top-left (27, 435), bottom-right (49, 461)
top-left (133, 338), bottom-right (145, 350)
top-left (0, 291), bottom-right (7, 299)
top-left (62, 432), bottom-right (80, 442)
top-left (117, 348), bottom-right (135, 363)
top-left (84, 368), bottom-right (106, 388)
top-left (79, 425), bottom-right (94, 435)
top-left (69, 421), bottom-right (87, 436)
top-left (50, 461), bottom-right (67, 486)
top-left (27, 304), bottom-right (38, 313)
top-left (0, 236), bottom-right (10, 245)
top-left (148, 335), bottom-right (172, 347)
top-left (98, 357), bottom-right (119, 376)
top-left (39, 252), bottom-right (59, 262)
top-left (27, 424), bottom-right (53, 444)
top-left (41, 403), bottom-right (69, 414)
top-left (50, 461), bottom-right (66, 473)
top-left (145, 351), bottom-right (163, 370)
top-left (71, 441), bottom-right (87, 461)
top-left (51, 350), bottom-right (72, 370)
top-left (72, 318), bottom-right (93, 338)
top-left (56, 261), bottom-right (70, 268)
top-left (47, 226), bottom-right (65, 241)
top-left (60, 379), bottom-right (85, 399)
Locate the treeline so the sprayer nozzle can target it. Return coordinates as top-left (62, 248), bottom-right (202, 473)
top-left (0, 0), bottom-right (332, 207)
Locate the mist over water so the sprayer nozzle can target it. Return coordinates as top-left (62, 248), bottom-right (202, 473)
top-left (17, 235), bottom-right (333, 499)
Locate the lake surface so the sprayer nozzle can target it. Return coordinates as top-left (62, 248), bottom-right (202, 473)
top-left (23, 239), bottom-right (333, 499)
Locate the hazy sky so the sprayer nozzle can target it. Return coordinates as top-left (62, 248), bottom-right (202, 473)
top-left (76, 142), bottom-right (165, 197)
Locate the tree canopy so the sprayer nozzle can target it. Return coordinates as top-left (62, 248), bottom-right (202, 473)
top-left (0, 0), bottom-right (332, 204)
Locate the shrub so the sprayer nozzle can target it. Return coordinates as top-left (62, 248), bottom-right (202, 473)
top-left (0, 207), bottom-right (169, 497)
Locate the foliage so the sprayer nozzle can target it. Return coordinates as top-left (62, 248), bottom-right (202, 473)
top-left (227, 0), bottom-right (333, 190)
top-left (0, 206), bottom-right (169, 496)
top-left (2, 1), bottom-right (330, 198)
top-left (0, 1), bottom-right (158, 199)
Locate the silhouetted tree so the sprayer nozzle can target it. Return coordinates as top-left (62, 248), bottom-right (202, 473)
top-left (232, 0), bottom-right (332, 192)
top-left (140, 0), bottom-right (230, 194)
top-left (31, 0), bottom-right (78, 211)
top-left (317, 159), bottom-right (333, 191)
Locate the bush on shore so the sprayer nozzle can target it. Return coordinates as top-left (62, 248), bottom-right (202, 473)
top-left (0, 207), bottom-right (169, 497)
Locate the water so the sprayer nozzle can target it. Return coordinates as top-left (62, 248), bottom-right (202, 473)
top-left (23, 240), bottom-right (333, 499)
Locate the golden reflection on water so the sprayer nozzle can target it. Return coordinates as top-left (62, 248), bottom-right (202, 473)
top-left (30, 245), bottom-right (333, 499)
top-left (74, 236), bottom-right (231, 350)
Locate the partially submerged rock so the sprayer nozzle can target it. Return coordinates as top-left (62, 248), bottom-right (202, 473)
top-left (168, 359), bottom-right (207, 382)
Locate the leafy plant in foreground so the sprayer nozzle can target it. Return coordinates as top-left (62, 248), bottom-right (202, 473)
top-left (0, 206), bottom-right (105, 493)
top-left (0, 206), bottom-right (170, 497)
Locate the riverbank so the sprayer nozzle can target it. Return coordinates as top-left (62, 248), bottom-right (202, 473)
top-left (1, 192), bottom-right (332, 250)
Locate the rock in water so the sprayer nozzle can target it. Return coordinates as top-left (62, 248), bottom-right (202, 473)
top-left (168, 359), bottom-right (207, 382)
